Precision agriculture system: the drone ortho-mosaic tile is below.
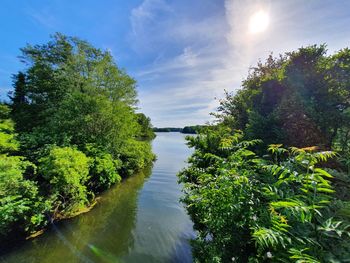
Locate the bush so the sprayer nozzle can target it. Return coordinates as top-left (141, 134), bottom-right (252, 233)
top-left (0, 155), bottom-right (50, 238)
top-left (119, 139), bottom-right (155, 176)
top-left (39, 146), bottom-right (91, 215)
top-left (0, 105), bottom-right (19, 154)
top-left (179, 127), bottom-right (350, 262)
top-left (85, 144), bottom-right (122, 192)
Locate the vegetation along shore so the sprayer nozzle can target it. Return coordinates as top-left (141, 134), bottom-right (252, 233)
top-left (179, 45), bottom-right (350, 262)
top-left (0, 34), bottom-right (156, 245)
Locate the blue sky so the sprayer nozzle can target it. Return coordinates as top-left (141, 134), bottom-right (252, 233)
top-left (0, 0), bottom-right (350, 127)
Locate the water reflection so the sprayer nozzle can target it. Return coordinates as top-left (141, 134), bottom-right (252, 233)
top-left (1, 167), bottom-right (151, 263)
top-left (0, 133), bottom-right (194, 263)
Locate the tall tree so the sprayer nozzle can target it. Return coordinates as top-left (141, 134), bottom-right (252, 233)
top-left (217, 45), bottom-right (350, 149)
top-left (11, 33), bottom-right (147, 158)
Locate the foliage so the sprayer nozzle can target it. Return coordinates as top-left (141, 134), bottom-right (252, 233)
top-left (1, 34), bottom-right (155, 243)
top-left (0, 106), bottom-right (49, 238)
top-left (85, 144), bottom-right (122, 192)
top-left (179, 45), bottom-right (350, 262)
top-left (0, 104), bottom-right (19, 154)
top-left (10, 33), bottom-right (152, 160)
top-left (179, 127), bottom-right (350, 262)
top-left (217, 45), bottom-right (350, 149)
top-left (38, 146), bottom-right (91, 215)
top-left (136, 113), bottom-right (156, 140)
top-left (182, 125), bottom-right (204, 134)
top-left (119, 139), bottom-right (156, 177)
top-left (0, 155), bottom-right (50, 238)
top-left (153, 127), bottom-right (183, 132)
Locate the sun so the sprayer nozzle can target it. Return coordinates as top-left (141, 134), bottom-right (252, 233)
top-left (249, 10), bottom-right (269, 34)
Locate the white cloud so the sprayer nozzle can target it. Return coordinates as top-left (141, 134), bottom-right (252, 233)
top-left (136, 46), bottom-right (201, 78)
top-left (131, 1), bottom-right (243, 127)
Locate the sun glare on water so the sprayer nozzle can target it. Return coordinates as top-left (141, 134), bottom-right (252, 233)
top-left (249, 10), bottom-right (269, 34)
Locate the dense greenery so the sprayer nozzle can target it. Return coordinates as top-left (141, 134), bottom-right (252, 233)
top-left (136, 113), bottom-right (156, 140)
top-left (39, 146), bottom-right (91, 216)
top-left (0, 34), bottom-right (155, 242)
top-left (216, 45), bottom-right (349, 151)
top-left (180, 127), bottom-right (350, 262)
top-left (180, 46), bottom-right (350, 262)
top-left (0, 105), bottom-right (50, 240)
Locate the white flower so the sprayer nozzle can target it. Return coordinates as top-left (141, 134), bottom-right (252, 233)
top-left (266, 251), bottom-right (272, 258)
top-left (231, 257), bottom-right (235, 261)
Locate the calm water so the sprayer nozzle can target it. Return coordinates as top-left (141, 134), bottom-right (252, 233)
top-left (0, 132), bottom-right (195, 263)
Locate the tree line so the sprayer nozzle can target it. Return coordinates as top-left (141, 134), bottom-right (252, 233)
top-left (153, 125), bottom-right (204, 134)
top-left (179, 45), bottom-right (350, 262)
top-left (0, 33), bottom-right (155, 244)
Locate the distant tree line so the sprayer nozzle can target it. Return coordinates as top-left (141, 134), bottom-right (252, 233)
top-left (153, 125), bottom-right (205, 134)
top-left (0, 34), bottom-right (155, 244)
top-left (153, 127), bottom-right (183, 132)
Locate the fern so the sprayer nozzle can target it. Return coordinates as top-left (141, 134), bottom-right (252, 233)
top-left (252, 227), bottom-right (287, 249)
top-left (289, 248), bottom-right (320, 263)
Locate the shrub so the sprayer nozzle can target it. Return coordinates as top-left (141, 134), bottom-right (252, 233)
top-left (179, 127), bottom-right (350, 262)
top-left (85, 144), bottom-right (122, 192)
top-left (0, 105), bottom-right (19, 154)
top-left (0, 155), bottom-right (50, 238)
top-left (119, 139), bottom-right (155, 176)
top-left (39, 146), bottom-right (91, 215)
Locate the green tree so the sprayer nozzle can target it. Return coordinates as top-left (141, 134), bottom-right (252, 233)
top-left (11, 33), bottom-right (151, 162)
top-left (179, 45), bottom-right (350, 262)
top-left (136, 113), bottom-right (156, 140)
top-left (1, 34), bottom-right (155, 243)
top-left (217, 45), bottom-right (350, 149)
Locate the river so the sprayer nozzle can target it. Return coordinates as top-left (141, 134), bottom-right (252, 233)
top-left (0, 132), bottom-right (195, 263)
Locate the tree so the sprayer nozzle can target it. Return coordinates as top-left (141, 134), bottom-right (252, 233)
top-left (10, 33), bottom-right (154, 169)
top-left (136, 113), bottom-right (156, 140)
top-left (11, 34), bottom-right (139, 152)
top-left (217, 45), bottom-right (350, 149)
top-left (1, 34), bottom-right (155, 243)
top-left (179, 45), bottom-right (350, 262)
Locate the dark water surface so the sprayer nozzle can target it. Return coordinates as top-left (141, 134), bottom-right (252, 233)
top-left (0, 132), bottom-right (195, 263)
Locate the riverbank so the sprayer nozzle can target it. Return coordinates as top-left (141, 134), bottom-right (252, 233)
top-left (26, 197), bottom-right (101, 240)
top-left (0, 133), bottom-right (195, 263)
